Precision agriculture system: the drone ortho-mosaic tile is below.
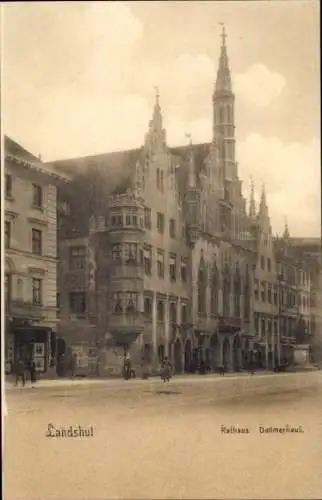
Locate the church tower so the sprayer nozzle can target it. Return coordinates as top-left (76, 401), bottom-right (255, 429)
top-left (212, 25), bottom-right (237, 182)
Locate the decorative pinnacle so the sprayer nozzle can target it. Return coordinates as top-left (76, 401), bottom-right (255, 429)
top-left (185, 132), bottom-right (192, 146)
top-left (154, 85), bottom-right (160, 102)
top-left (219, 22), bottom-right (227, 46)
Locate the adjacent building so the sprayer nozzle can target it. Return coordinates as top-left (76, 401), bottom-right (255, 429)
top-left (4, 136), bottom-right (69, 374)
top-left (53, 29), bottom-right (316, 376)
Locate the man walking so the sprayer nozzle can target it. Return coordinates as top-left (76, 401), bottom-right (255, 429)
top-left (14, 358), bottom-right (26, 387)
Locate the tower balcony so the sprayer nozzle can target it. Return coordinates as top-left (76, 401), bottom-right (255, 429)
top-left (108, 312), bottom-right (144, 337)
top-left (110, 263), bottom-right (144, 280)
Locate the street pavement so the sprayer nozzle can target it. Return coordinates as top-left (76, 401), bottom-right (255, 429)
top-left (3, 372), bottom-right (322, 500)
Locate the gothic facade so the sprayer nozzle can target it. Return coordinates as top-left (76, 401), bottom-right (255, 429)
top-left (54, 29), bottom-right (312, 375)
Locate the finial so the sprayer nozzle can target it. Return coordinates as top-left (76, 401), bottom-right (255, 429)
top-left (185, 132), bottom-right (192, 147)
top-left (154, 85), bottom-right (160, 102)
top-left (219, 22), bottom-right (227, 46)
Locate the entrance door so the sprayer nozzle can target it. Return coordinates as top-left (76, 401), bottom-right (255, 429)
top-left (33, 342), bottom-right (46, 372)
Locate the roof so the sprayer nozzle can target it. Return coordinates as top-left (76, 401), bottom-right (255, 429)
top-left (5, 135), bottom-right (70, 182)
top-left (52, 141), bottom-right (211, 197)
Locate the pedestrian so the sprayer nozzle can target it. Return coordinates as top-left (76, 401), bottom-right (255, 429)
top-left (160, 356), bottom-right (172, 382)
top-left (71, 353), bottom-right (77, 379)
top-left (30, 359), bottom-right (37, 387)
top-left (218, 364), bottom-right (225, 376)
top-left (14, 358), bottom-right (26, 387)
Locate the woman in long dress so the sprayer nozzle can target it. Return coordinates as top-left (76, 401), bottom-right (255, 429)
top-left (160, 356), bottom-right (172, 382)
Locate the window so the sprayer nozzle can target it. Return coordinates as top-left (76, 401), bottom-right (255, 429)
top-left (112, 292), bottom-right (122, 314)
top-left (32, 278), bottom-right (42, 305)
top-left (267, 284), bottom-right (272, 304)
top-left (260, 256), bottom-right (265, 270)
top-left (125, 292), bottom-right (137, 313)
top-left (254, 313), bottom-right (259, 333)
top-left (169, 302), bottom-right (176, 324)
top-left (144, 208), bottom-right (151, 229)
top-left (198, 262), bottom-right (208, 315)
top-left (32, 184), bottom-right (43, 208)
top-left (261, 318), bottom-right (266, 336)
top-left (260, 282), bottom-right (266, 302)
top-left (32, 229), bottom-right (42, 255)
top-left (181, 304), bottom-right (187, 324)
top-left (69, 292), bottom-right (86, 314)
top-left (157, 168), bottom-right (160, 189)
top-left (181, 258), bottom-right (187, 282)
top-left (273, 285), bottom-right (277, 305)
top-left (157, 301), bottom-right (164, 322)
top-left (144, 246), bottom-right (152, 275)
top-left (169, 219), bottom-right (176, 238)
top-left (56, 293), bottom-right (60, 310)
top-left (211, 265), bottom-right (219, 315)
top-left (254, 279), bottom-right (259, 301)
top-left (5, 221), bottom-right (11, 248)
top-left (5, 174), bottom-right (12, 198)
top-left (144, 297), bottom-right (152, 317)
top-left (267, 258), bottom-right (271, 272)
top-left (157, 250), bottom-right (164, 278)
top-left (160, 171), bottom-right (164, 192)
top-left (111, 213), bottom-right (122, 226)
top-left (69, 246), bottom-right (86, 269)
top-left (157, 212), bottom-right (164, 234)
top-left (124, 243), bottom-right (137, 264)
top-left (112, 244), bottom-right (122, 262)
top-left (169, 254), bottom-right (176, 281)
top-left (126, 215), bottom-right (131, 225)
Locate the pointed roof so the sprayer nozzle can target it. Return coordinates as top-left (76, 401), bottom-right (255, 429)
top-left (149, 86), bottom-right (163, 133)
top-left (215, 25), bottom-right (232, 93)
top-left (283, 217), bottom-right (290, 239)
top-left (249, 177), bottom-right (256, 218)
top-left (258, 183), bottom-right (267, 217)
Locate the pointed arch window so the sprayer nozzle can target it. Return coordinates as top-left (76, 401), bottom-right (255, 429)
top-left (244, 264), bottom-right (251, 321)
top-left (210, 263), bottom-right (219, 315)
top-left (197, 258), bottom-right (207, 315)
top-left (223, 264), bottom-right (230, 317)
top-left (233, 265), bottom-right (241, 317)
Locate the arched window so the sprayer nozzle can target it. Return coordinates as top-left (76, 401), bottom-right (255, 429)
top-left (210, 263), bottom-right (219, 315)
top-left (233, 265), bottom-right (241, 317)
top-left (197, 258), bottom-right (207, 314)
top-left (244, 264), bottom-right (251, 321)
top-left (223, 264), bottom-right (230, 317)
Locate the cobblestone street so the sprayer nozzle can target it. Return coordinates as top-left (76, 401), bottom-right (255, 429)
top-left (4, 372), bottom-right (322, 500)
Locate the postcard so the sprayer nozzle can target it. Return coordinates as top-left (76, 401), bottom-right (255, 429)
top-left (2, 2), bottom-right (321, 499)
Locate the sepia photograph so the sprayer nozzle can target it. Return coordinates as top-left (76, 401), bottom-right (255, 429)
top-left (1, 1), bottom-right (321, 499)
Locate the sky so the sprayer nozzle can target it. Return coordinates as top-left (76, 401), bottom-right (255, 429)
top-left (2, 1), bottom-right (321, 237)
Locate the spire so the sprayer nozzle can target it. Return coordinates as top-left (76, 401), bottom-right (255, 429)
top-left (151, 85), bottom-right (162, 131)
top-left (283, 217), bottom-right (290, 239)
top-left (215, 24), bottom-right (232, 93)
top-left (249, 177), bottom-right (256, 218)
top-left (258, 182), bottom-right (267, 216)
top-left (186, 133), bottom-right (196, 189)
